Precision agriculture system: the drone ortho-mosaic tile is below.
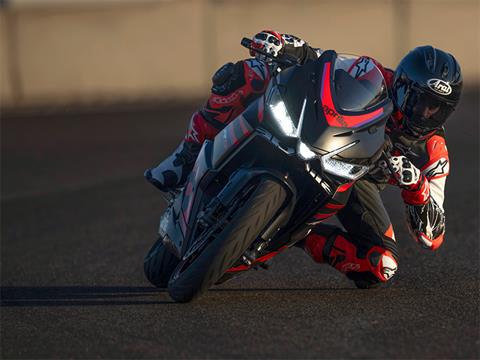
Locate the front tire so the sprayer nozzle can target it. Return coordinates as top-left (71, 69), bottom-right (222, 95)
top-left (168, 179), bottom-right (287, 302)
top-left (144, 237), bottom-right (180, 288)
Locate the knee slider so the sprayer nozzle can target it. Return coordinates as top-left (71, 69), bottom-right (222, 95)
top-left (367, 247), bottom-right (398, 282)
top-left (346, 248), bottom-right (398, 289)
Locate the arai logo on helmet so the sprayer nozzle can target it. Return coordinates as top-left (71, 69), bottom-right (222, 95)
top-left (427, 79), bottom-right (452, 96)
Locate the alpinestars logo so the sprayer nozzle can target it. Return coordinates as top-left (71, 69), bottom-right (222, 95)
top-left (424, 158), bottom-right (449, 178)
top-left (381, 255), bottom-right (398, 280)
top-left (427, 79), bottom-right (452, 96)
top-left (352, 57), bottom-right (373, 79)
top-left (245, 59), bottom-right (267, 80)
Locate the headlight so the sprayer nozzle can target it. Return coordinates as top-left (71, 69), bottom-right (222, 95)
top-left (297, 141), bottom-right (316, 160)
top-left (320, 141), bottom-right (371, 181)
top-left (267, 86), bottom-right (297, 137)
top-left (321, 156), bottom-right (370, 181)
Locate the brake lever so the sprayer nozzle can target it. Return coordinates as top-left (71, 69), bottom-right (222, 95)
top-left (381, 151), bottom-right (401, 185)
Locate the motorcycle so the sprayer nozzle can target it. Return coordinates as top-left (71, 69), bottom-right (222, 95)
top-left (144, 41), bottom-right (393, 302)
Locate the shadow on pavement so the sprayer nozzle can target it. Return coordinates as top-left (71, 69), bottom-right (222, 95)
top-left (0, 286), bottom-right (172, 307)
top-left (1, 286), bottom-right (354, 307)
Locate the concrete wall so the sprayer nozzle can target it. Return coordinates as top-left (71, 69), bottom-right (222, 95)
top-left (1, 10), bottom-right (14, 106)
top-left (1, 0), bottom-right (479, 107)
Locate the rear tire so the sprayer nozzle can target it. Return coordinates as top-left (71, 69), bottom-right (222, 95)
top-left (144, 237), bottom-right (180, 288)
top-left (168, 179), bottom-right (287, 302)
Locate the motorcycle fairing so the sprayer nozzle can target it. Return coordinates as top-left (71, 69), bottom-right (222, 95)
top-left (212, 112), bottom-right (254, 168)
top-left (270, 50), bottom-right (393, 161)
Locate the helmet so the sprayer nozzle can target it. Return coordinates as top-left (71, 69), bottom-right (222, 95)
top-left (392, 46), bottom-right (462, 135)
top-left (250, 30), bottom-right (285, 62)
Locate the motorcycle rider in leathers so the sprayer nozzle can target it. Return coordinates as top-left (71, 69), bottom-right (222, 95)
top-left (144, 30), bottom-right (463, 289)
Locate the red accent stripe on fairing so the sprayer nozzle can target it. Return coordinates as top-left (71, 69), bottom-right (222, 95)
top-left (258, 97), bottom-right (264, 123)
top-left (325, 202), bottom-right (345, 210)
top-left (313, 212), bottom-right (335, 220)
top-left (228, 122), bottom-right (239, 145)
top-left (320, 62), bottom-right (384, 128)
top-left (238, 117), bottom-right (251, 136)
top-left (336, 182), bottom-right (354, 192)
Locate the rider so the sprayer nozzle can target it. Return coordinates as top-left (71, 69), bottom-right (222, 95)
top-left (144, 32), bottom-right (463, 289)
top-left (302, 46), bottom-right (462, 288)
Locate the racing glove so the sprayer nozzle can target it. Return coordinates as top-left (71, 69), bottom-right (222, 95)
top-left (281, 33), bottom-right (322, 65)
top-left (387, 156), bottom-right (430, 205)
top-left (385, 156), bottom-right (445, 250)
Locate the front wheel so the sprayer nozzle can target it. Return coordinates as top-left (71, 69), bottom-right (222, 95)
top-left (144, 237), bottom-right (180, 288)
top-left (168, 179), bottom-right (287, 302)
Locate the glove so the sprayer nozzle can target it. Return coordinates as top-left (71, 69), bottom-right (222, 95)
top-left (405, 201), bottom-right (446, 250)
top-left (388, 156), bottom-right (421, 189)
top-left (250, 30), bottom-right (284, 62)
top-left (385, 156), bottom-right (430, 205)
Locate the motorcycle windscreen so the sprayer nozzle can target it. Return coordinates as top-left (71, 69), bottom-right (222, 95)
top-left (333, 55), bottom-right (388, 112)
top-left (321, 54), bottom-right (388, 128)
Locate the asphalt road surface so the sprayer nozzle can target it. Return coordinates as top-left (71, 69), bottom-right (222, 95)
top-left (2, 89), bottom-right (479, 359)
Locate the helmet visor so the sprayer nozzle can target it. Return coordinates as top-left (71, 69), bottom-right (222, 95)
top-left (405, 88), bottom-right (455, 133)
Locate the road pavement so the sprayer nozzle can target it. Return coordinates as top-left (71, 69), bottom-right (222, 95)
top-left (1, 89), bottom-right (479, 359)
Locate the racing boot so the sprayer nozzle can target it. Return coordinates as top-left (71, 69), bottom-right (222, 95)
top-left (297, 224), bottom-right (398, 289)
top-left (144, 140), bottom-right (201, 192)
top-left (144, 111), bottom-right (218, 192)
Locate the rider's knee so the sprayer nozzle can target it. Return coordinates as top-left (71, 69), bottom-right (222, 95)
top-left (370, 248), bottom-right (398, 282)
top-left (347, 247), bottom-right (399, 289)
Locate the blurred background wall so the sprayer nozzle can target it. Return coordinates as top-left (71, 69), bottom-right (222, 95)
top-left (1, 0), bottom-right (479, 108)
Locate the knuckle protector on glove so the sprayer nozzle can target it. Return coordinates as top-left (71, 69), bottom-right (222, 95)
top-left (402, 171), bottom-right (413, 183)
top-left (389, 155), bottom-right (421, 187)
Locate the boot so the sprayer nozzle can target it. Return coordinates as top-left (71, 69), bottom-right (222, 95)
top-left (144, 141), bottom-right (201, 192)
top-left (298, 224), bottom-right (397, 289)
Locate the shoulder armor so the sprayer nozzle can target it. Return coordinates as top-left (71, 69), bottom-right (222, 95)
top-left (212, 62), bottom-right (235, 86)
top-left (211, 61), bottom-right (245, 95)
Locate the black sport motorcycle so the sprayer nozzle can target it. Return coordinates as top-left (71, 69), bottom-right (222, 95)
top-left (144, 45), bottom-right (393, 302)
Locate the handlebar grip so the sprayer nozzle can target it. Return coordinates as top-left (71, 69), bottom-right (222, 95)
top-left (241, 37), bottom-right (253, 49)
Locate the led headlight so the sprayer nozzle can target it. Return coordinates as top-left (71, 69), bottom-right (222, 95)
top-left (267, 86), bottom-right (297, 137)
top-left (320, 141), bottom-right (371, 181)
top-left (321, 157), bottom-right (370, 181)
top-left (297, 141), bottom-right (316, 160)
